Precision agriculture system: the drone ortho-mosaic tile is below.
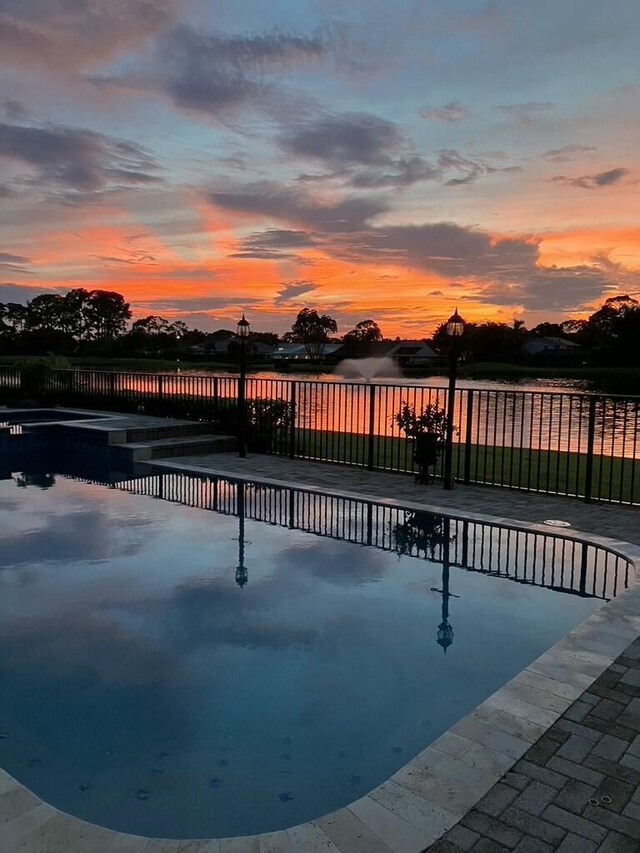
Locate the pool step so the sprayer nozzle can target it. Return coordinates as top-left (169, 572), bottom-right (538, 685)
top-left (56, 417), bottom-right (220, 448)
top-left (116, 434), bottom-right (237, 461)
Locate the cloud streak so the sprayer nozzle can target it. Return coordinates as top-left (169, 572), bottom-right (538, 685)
top-left (552, 168), bottom-right (630, 189)
top-left (209, 181), bottom-right (388, 232)
top-left (420, 101), bottom-right (470, 122)
top-left (542, 144), bottom-right (598, 163)
top-left (275, 280), bottom-right (318, 303)
top-left (0, 121), bottom-right (161, 195)
top-left (89, 23), bottom-right (332, 122)
top-left (0, 0), bottom-right (178, 71)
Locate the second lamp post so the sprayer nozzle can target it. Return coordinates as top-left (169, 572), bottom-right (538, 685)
top-left (443, 309), bottom-right (465, 490)
top-left (236, 313), bottom-right (250, 458)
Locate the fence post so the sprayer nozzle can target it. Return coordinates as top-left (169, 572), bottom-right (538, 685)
top-left (584, 396), bottom-right (597, 504)
top-left (211, 377), bottom-right (219, 421)
top-left (109, 372), bottom-right (116, 398)
top-left (289, 381), bottom-right (297, 459)
top-left (579, 543), bottom-right (588, 595)
top-left (367, 383), bottom-right (376, 470)
top-left (464, 389), bottom-right (474, 484)
top-left (289, 489), bottom-right (296, 529)
top-left (157, 374), bottom-right (164, 407)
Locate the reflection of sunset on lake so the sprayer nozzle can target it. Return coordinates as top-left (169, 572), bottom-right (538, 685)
top-left (1, 2), bottom-right (638, 335)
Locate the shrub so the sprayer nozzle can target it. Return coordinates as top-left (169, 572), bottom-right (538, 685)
top-left (14, 355), bottom-right (70, 400)
top-left (215, 397), bottom-right (292, 452)
top-left (394, 400), bottom-right (452, 441)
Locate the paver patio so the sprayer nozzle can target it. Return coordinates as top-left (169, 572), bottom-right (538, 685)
top-left (426, 639), bottom-right (640, 853)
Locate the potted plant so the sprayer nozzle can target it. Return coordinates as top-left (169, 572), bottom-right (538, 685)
top-left (394, 400), bottom-right (454, 483)
top-left (392, 511), bottom-right (447, 559)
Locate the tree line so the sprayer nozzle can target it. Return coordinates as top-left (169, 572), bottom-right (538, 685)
top-left (432, 295), bottom-right (640, 366)
top-left (0, 291), bottom-right (384, 359)
top-left (1, 288), bottom-right (639, 366)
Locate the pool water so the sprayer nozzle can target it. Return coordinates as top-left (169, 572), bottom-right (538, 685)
top-left (0, 467), bottom-right (626, 838)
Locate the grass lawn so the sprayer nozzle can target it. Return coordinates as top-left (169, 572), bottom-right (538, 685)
top-left (293, 429), bottom-right (640, 504)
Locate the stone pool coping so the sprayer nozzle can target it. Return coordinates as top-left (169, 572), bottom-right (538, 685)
top-left (2, 460), bottom-right (640, 852)
top-left (0, 406), bottom-right (123, 423)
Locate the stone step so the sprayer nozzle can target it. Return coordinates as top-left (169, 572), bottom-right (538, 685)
top-left (116, 434), bottom-right (237, 461)
top-left (124, 421), bottom-right (215, 443)
top-left (55, 417), bottom-right (219, 448)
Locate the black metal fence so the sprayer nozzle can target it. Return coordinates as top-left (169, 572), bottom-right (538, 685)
top-left (61, 469), bottom-right (632, 601)
top-left (1, 366), bottom-right (639, 505)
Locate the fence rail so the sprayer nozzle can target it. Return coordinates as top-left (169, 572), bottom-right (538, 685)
top-left (2, 365), bottom-right (639, 505)
top-left (61, 469), bottom-right (630, 601)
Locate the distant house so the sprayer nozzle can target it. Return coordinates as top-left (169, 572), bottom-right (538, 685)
top-left (273, 342), bottom-right (344, 361)
top-left (246, 341), bottom-right (276, 361)
top-left (383, 340), bottom-right (444, 368)
top-left (204, 335), bottom-right (275, 361)
top-left (521, 336), bottom-right (583, 364)
top-left (204, 337), bottom-right (233, 357)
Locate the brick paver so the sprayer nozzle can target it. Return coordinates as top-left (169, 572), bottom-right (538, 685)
top-left (424, 639), bottom-right (640, 852)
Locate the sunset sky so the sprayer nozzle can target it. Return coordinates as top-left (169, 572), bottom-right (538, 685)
top-left (1, 0), bottom-right (639, 336)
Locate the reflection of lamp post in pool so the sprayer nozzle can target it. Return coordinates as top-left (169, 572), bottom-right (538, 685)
top-left (236, 314), bottom-right (250, 459)
top-left (431, 517), bottom-right (458, 653)
top-left (443, 309), bottom-right (465, 490)
top-left (235, 480), bottom-right (249, 587)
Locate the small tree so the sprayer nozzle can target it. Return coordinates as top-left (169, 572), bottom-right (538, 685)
top-left (394, 401), bottom-right (455, 484)
top-left (394, 401), bottom-right (451, 441)
top-left (342, 319), bottom-right (382, 356)
top-left (289, 308), bottom-right (338, 359)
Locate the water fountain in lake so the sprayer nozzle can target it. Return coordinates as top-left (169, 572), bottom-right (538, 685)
top-left (335, 356), bottom-right (401, 381)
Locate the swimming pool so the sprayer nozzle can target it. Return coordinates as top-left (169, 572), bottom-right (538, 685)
top-left (0, 461), bottom-right (631, 839)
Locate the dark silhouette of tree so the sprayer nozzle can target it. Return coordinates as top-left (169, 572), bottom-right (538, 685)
top-left (560, 319), bottom-right (588, 340)
top-left (433, 320), bottom-right (528, 363)
top-left (341, 319), bottom-right (383, 357)
top-left (26, 294), bottom-right (67, 331)
top-left (89, 290), bottom-right (131, 340)
top-left (289, 308), bottom-right (338, 358)
top-left (344, 319), bottom-right (382, 343)
top-left (530, 322), bottom-right (567, 338)
top-left (250, 331), bottom-right (279, 346)
top-left (131, 315), bottom-right (172, 336)
top-left (3, 303), bottom-right (29, 336)
top-left (586, 295), bottom-right (638, 347)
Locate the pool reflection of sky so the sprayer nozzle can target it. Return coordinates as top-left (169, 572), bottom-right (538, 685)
top-left (0, 474), bottom-right (604, 838)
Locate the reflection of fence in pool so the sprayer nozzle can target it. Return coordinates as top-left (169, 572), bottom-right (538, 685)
top-left (2, 366), bottom-right (639, 504)
top-left (74, 470), bottom-right (630, 601)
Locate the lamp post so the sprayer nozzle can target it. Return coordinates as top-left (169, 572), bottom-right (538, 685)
top-left (430, 517), bottom-right (458, 653)
top-left (235, 480), bottom-right (248, 587)
top-left (443, 308), bottom-right (465, 490)
top-left (236, 313), bottom-right (250, 459)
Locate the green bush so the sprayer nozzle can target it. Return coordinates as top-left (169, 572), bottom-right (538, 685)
top-left (14, 356), bottom-right (70, 400)
top-left (214, 397), bottom-right (292, 452)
